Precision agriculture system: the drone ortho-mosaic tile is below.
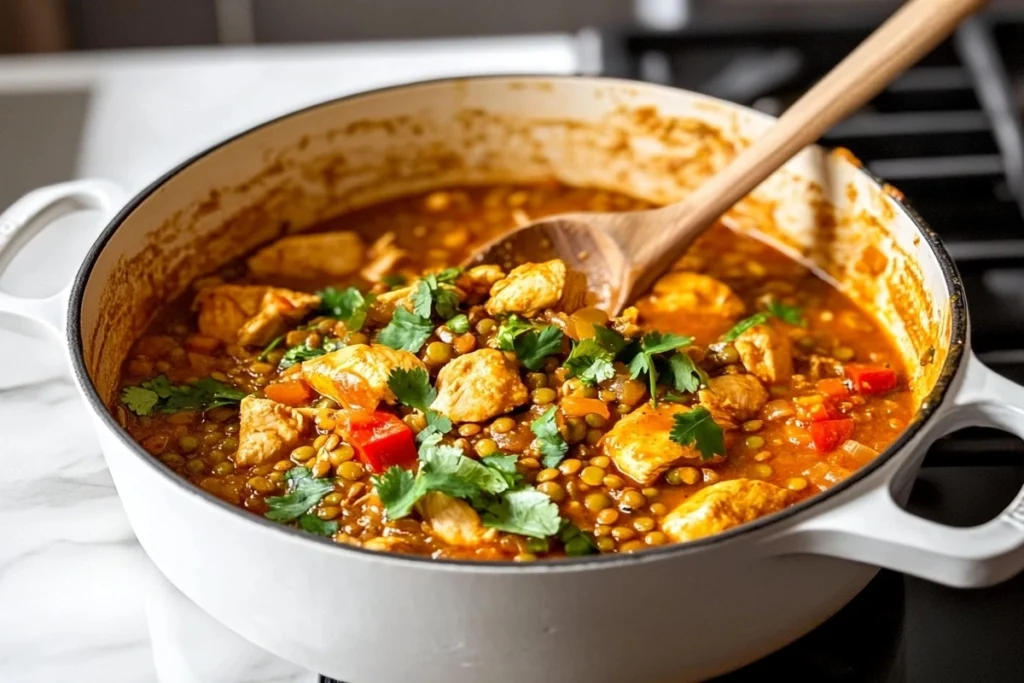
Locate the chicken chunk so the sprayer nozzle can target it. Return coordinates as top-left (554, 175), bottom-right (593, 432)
top-left (600, 403), bottom-right (716, 486)
top-left (236, 396), bottom-right (311, 466)
top-left (734, 323), bottom-right (794, 384)
top-left (194, 285), bottom-right (320, 346)
top-left (301, 344), bottom-right (425, 411)
top-left (485, 260), bottom-right (587, 317)
top-left (645, 272), bottom-right (745, 318)
top-left (698, 374), bottom-right (769, 429)
top-left (361, 231), bottom-right (407, 283)
top-left (456, 264), bottom-right (506, 303)
top-left (416, 492), bottom-right (486, 547)
top-left (430, 349), bottom-right (528, 423)
top-left (660, 479), bottom-right (791, 543)
top-left (246, 231), bottom-right (364, 280)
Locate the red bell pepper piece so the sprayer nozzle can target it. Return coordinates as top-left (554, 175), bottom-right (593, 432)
top-left (809, 418), bottom-right (855, 453)
top-left (844, 364), bottom-right (898, 395)
top-left (794, 394), bottom-right (842, 422)
top-left (344, 410), bottom-right (417, 473)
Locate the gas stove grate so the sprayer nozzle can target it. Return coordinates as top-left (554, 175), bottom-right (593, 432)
top-left (596, 9), bottom-right (1024, 465)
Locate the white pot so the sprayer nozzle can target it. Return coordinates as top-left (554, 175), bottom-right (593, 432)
top-left (3, 76), bottom-right (1024, 683)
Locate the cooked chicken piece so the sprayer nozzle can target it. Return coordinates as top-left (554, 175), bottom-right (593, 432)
top-left (431, 349), bottom-right (529, 423)
top-left (246, 231), bottom-right (364, 280)
top-left (368, 281), bottom-right (465, 324)
top-left (600, 403), bottom-right (718, 486)
top-left (734, 323), bottom-right (794, 384)
top-left (485, 259), bottom-right (587, 318)
top-left (361, 231), bottom-right (407, 283)
top-left (609, 306), bottom-right (642, 339)
top-left (194, 285), bottom-right (320, 346)
top-left (698, 374), bottom-right (769, 429)
top-left (236, 396), bottom-right (311, 466)
top-left (645, 272), bottom-right (745, 318)
top-left (660, 479), bottom-right (790, 543)
top-left (301, 344), bottom-right (425, 411)
top-left (456, 264), bottom-right (506, 303)
top-left (416, 492), bottom-right (486, 547)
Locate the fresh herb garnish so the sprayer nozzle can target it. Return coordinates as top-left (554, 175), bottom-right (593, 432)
top-left (434, 267), bottom-right (463, 284)
top-left (317, 286), bottom-right (373, 332)
top-left (264, 467), bottom-right (334, 522)
top-left (381, 273), bottom-right (407, 289)
top-left (371, 435), bottom-right (509, 520)
top-left (559, 521), bottom-right (599, 556)
top-left (411, 274), bottom-right (461, 320)
top-left (626, 332), bottom-right (694, 406)
top-left (494, 314), bottom-right (538, 351)
top-left (481, 488), bottom-right (561, 539)
top-left (563, 326), bottom-right (627, 386)
top-left (298, 513), bottom-right (338, 537)
top-left (377, 307), bottom-right (434, 353)
top-left (387, 367), bottom-right (452, 442)
top-left (278, 342), bottom-right (327, 369)
top-left (121, 375), bottom-right (246, 416)
top-left (530, 406), bottom-right (568, 468)
top-left (446, 313), bottom-right (470, 334)
top-left (513, 325), bottom-right (564, 371)
top-left (480, 453), bottom-right (523, 488)
top-left (669, 406), bottom-right (726, 461)
top-left (258, 335), bottom-right (284, 362)
top-left (664, 352), bottom-right (707, 394)
top-left (722, 300), bottom-right (806, 342)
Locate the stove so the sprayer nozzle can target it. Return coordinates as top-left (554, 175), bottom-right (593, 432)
top-left (325, 8), bottom-right (1024, 683)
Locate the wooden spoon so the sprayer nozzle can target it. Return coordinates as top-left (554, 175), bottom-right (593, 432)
top-left (466, 0), bottom-right (988, 314)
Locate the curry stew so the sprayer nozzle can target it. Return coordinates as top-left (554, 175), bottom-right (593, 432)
top-left (116, 184), bottom-right (912, 560)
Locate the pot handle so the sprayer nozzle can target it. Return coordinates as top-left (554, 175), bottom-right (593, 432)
top-left (768, 352), bottom-right (1024, 588)
top-left (0, 179), bottom-right (126, 335)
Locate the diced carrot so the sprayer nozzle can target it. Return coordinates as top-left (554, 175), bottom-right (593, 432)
top-left (560, 395), bottom-right (611, 420)
top-left (844, 364), bottom-right (898, 395)
top-left (816, 378), bottom-right (850, 400)
top-left (264, 379), bottom-right (316, 406)
top-left (794, 394), bottom-right (841, 422)
top-left (784, 422), bottom-right (812, 447)
top-left (809, 418), bottom-right (855, 453)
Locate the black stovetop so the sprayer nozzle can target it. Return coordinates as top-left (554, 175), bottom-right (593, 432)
top-left (326, 7), bottom-right (1024, 683)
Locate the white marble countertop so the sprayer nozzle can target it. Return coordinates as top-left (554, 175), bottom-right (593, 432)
top-left (0, 35), bottom-right (583, 683)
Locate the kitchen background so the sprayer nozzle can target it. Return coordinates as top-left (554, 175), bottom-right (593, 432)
top-left (2, 1), bottom-right (1024, 682)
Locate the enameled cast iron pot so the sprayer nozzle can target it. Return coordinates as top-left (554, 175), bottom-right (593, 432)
top-left (3, 76), bottom-right (1024, 683)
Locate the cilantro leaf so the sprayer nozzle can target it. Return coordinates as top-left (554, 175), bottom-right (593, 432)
top-left (298, 513), bottom-right (338, 537)
top-left (564, 338), bottom-right (616, 386)
top-left (264, 467), bottom-right (334, 522)
top-left (278, 342), bottom-right (327, 369)
top-left (122, 374), bottom-right (247, 415)
top-left (531, 407), bottom-right (568, 467)
top-left (258, 335), bottom-right (284, 362)
top-left (371, 466), bottom-right (423, 519)
top-left (373, 439), bottom-right (508, 520)
top-left (377, 307), bottom-right (434, 353)
top-left (722, 300), bottom-right (806, 342)
top-left (446, 313), bottom-right (470, 334)
top-left (482, 488), bottom-right (561, 539)
top-left (669, 406), bottom-right (726, 461)
top-left (593, 325), bottom-right (629, 356)
top-left (412, 274), bottom-right (461, 320)
top-left (387, 368), bottom-right (452, 442)
top-left (381, 273), bottom-right (407, 289)
top-left (665, 352), bottom-right (707, 394)
top-left (387, 367), bottom-right (436, 412)
top-left (435, 267), bottom-right (463, 284)
top-left (627, 332), bottom-right (694, 406)
top-left (494, 314), bottom-right (537, 351)
top-left (482, 453), bottom-right (523, 488)
top-left (513, 325), bottom-right (564, 371)
top-left (317, 286), bottom-right (373, 332)
top-left (121, 386), bottom-right (160, 416)
top-left (559, 521), bottom-right (599, 556)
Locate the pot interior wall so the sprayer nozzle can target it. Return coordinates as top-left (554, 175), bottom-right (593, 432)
top-left (78, 76), bottom-right (956, 416)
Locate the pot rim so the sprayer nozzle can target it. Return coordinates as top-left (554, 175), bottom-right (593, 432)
top-left (66, 74), bottom-right (968, 573)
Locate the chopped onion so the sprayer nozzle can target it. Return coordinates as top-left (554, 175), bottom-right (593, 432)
top-left (840, 439), bottom-right (878, 461)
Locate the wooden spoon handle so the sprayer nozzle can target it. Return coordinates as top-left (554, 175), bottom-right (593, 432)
top-left (622, 0), bottom-right (988, 294)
